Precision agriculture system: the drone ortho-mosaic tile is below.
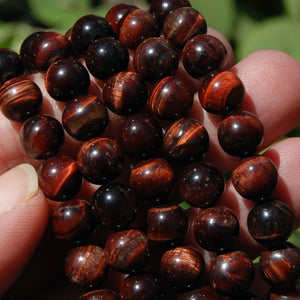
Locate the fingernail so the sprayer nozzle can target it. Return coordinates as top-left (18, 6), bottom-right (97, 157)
top-left (0, 164), bottom-right (39, 215)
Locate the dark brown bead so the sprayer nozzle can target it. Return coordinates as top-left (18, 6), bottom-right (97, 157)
top-left (102, 71), bottom-right (148, 115)
top-left (198, 70), bottom-right (245, 115)
top-left (162, 7), bottom-right (207, 48)
top-left (247, 200), bottom-right (295, 246)
top-left (149, 76), bottom-right (193, 120)
top-left (208, 251), bottom-right (254, 295)
top-left (193, 206), bottom-right (239, 252)
top-left (161, 246), bottom-right (204, 289)
top-left (218, 111), bottom-right (264, 157)
top-left (51, 199), bottom-right (94, 241)
top-left (104, 229), bottom-right (150, 273)
top-left (129, 158), bottom-right (174, 201)
top-left (0, 76), bottom-right (42, 122)
top-left (232, 155), bottom-right (278, 201)
top-left (133, 37), bottom-right (179, 82)
top-left (65, 245), bottom-right (108, 287)
top-left (77, 137), bottom-right (123, 184)
top-left (227, 291), bottom-right (261, 300)
top-left (268, 286), bottom-right (300, 300)
top-left (38, 155), bottom-right (82, 201)
top-left (20, 114), bottom-right (65, 159)
top-left (176, 286), bottom-right (219, 300)
top-left (80, 289), bottom-right (119, 300)
top-left (163, 118), bottom-right (209, 162)
top-left (118, 9), bottom-right (159, 49)
top-left (177, 161), bottom-right (225, 208)
top-left (62, 94), bottom-right (109, 141)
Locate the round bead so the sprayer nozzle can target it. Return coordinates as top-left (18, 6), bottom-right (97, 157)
top-left (177, 161), bottom-right (225, 208)
top-left (104, 229), bottom-right (150, 273)
top-left (20, 114), bottom-right (65, 159)
top-left (162, 7), bottom-right (207, 48)
top-left (85, 37), bottom-right (129, 80)
top-left (193, 206), bottom-right (239, 252)
top-left (182, 34), bottom-right (227, 78)
top-left (218, 111), bottom-right (264, 157)
top-left (77, 137), bottom-right (123, 184)
top-left (62, 94), bottom-right (109, 141)
top-left (102, 71), bottom-right (148, 115)
top-left (45, 58), bottom-right (90, 102)
top-left (176, 286), bottom-right (219, 300)
top-left (208, 251), bottom-right (254, 295)
top-left (247, 200), bottom-right (295, 246)
top-left (51, 199), bottom-right (94, 241)
top-left (93, 181), bottom-right (135, 229)
top-left (198, 70), bottom-right (245, 115)
top-left (65, 245), bottom-right (108, 287)
top-left (0, 76), bottom-right (42, 122)
top-left (163, 118), bottom-right (209, 162)
top-left (80, 289), bottom-right (119, 300)
top-left (133, 37), bottom-right (179, 82)
top-left (161, 246), bottom-right (204, 289)
top-left (149, 76), bottom-right (193, 120)
top-left (232, 155), bottom-right (278, 201)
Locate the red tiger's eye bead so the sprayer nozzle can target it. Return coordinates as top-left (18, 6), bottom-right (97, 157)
top-left (176, 286), bottom-right (219, 300)
top-left (80, 289), bottom-right (119, 300)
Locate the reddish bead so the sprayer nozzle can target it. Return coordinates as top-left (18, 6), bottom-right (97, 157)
top-left (198, 70), bottom-right (245, 115)
top-left (65, 245), bottom-right (108, 287)
top-left (133, 37), bottom-right (179, 82)
top-left (104, 229), bottom-right (150, 273)
top-left (80, 289), bottom-right (119, 300)
top-left (62, 94), bottom-right (109, 141)
top-left (0, 76), bottom-right (42, 122)
top-left (193, 206), bottom-right (239, 252)
top-left (208, 251), bottom-right (254, 295)
top-left (149, 76), bottom-right (193, 120)
top-left (51, 199), bottom-right (94, 241)
top-left (232, 155), bottom-right (278, 201)
top-left (38, 155), bottom-right (82, 201)
top-left (102, 71), bottom-right (148, 115)
top-left (176, 287), bottom-right (219, 300)
top-left (163, 118), bottom-right (209, 162)
top-left (77, 137), bottom-right (123, 184)
top-left (163, 7), bottom-right (207, 48)
top-left (20, 114), bottom-right (65, 159)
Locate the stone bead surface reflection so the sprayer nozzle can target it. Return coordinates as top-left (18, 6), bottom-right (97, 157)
top-left (176, 286), bottom-right (219, 300)
top-left (80, 289), bottom-right (119, 300)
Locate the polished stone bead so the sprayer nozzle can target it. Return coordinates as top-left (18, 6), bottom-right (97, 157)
top-left (80, 289), bottom-right (119, 300)
top-left (176, 286), bottom-right (219, 300)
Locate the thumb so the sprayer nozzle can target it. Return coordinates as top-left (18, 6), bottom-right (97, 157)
top-left (0, 164), bottom-right (49, 297)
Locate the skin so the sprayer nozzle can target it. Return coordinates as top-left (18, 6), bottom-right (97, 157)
top-left (0, 28), bottom-right (299, 299)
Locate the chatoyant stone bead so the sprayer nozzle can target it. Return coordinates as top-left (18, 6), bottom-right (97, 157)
top-left (162, 7), bottom-right (207, 48)
top-left (193, 206), bottom-right (239, 252)
top-left (45, 58), bottom-right (90, 102)
top-left (176, 286), bottom-right (219, 300)
top-left (247, 200), bottom-right (295, 246)
top-left (160, 246), bottom-right (204, 289)
top-left (119, 273), bottom-right (163, 300)
top-left (218, 111), bottom-right (264, 157)
top-left (208, 251), bottom-right (254, 295)
top-left (104, 229), bottom-right (150, 273)
top-left (129, 158), bottom-right (174, 201)
top-left (133, 37), bottom-right (179, 82)
top-left (93, 181), bottom-right (135, 229)
top-left (163, 118), bottom-right (209, 162)
top-left (117, 112), bottom-right (163, 159)
top-left (70, 14), bottom-right (114, 55)
top-left (259, 243), bottom-right (300, 286)
top-left (146, 204), bottom-right (188, 243)
top-left (268, 286), bottom-right (300, 300)
top-left (0, 49), bottom-right (25, 86)
top-left (102, 71), bottom-right (148, 115)
top-left (85, 37), bottom-right (129, 80)
top-left (51, 199), bottom-right (94, 241)
top-left (80, 289), bottom-right (120, 300)
top-left (62, 94), bottom-right (109, 141)
top-left (117, 9), bottom-right (159, 49)
top-left (182, 34), bottom-right (227, 78)
top-left (20, 114), bottom-right (65, 159)
top-left (149, 76), bottom-right (193, 120)
top-left (65, 245), bottom-right (108, 287)
top-left (177, 161), bottom-right (225, 208)
top-left (77, 137), bottom-right (123, 184)
top-left (232, 155), bottom-right (278, 201)
top-left (38, 155), bottom-right (82, 201)
top-left (198, 70), bottom-right (245, 115)
top-left (0, 76), bottom-right (42, 122)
